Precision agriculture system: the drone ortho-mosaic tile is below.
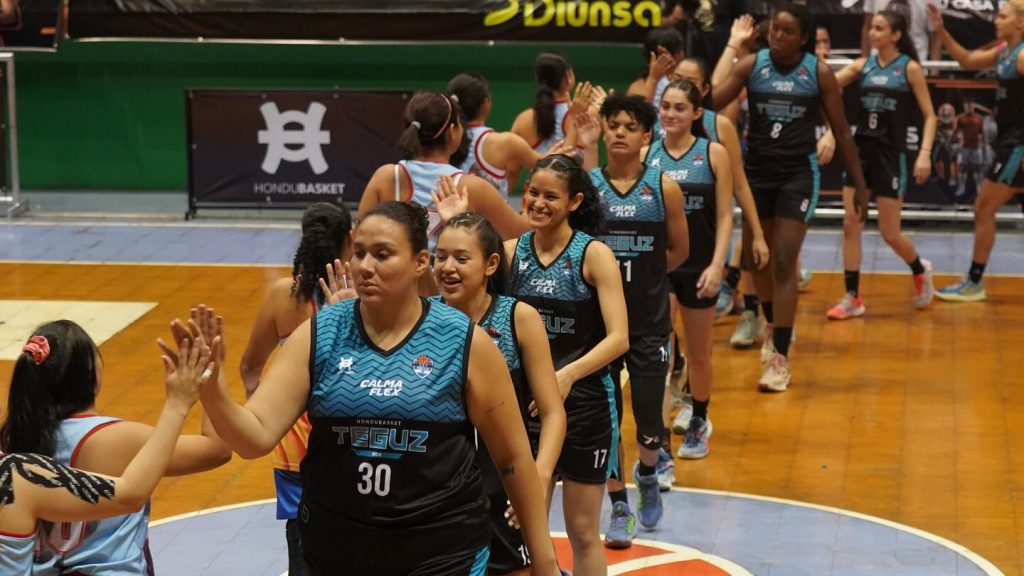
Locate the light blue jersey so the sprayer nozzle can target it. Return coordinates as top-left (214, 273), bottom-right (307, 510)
top-left (533, 101), bottom-right (569, 154)
top-left (34, 415), bottom-right (151, 576)
top-left (460, 125), bottom-right (509, 201)
top-left (395, 160), bottom-right (464, 252)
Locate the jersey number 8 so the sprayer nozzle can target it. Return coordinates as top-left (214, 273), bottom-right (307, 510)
top-left (770, 122), bottom-right (783, 139)
top-left (357, 462), bottom-right (392, 496)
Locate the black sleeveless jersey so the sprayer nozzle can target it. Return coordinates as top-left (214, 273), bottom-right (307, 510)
top-left (746, 49), bottom-right (822, 168)
top-left (857, 53), bottom-right (913, 150)
top-left (996, 42), bottom-right (1024, 148)
top-left (591, 164), bottom-right (670, 336)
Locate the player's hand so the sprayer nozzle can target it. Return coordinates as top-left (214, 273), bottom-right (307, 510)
top-left (573, 112), bottom-right (601, 152)
top-left (650, 46), bottom-right (676, 80)
top-left (751, 234), bottom-right (770, 269)
top-left (554, 367), bottom-right (575, 401)
top-left (503, 500), bottom-right (520, 530)
top-left (927, 4), bottom-right (944, 33)
top-left (816, 130), bottom-right (836, 165)
top-left (914, 154), bottom-right (932, 184)
top-left (431, 174), bottom-right (470, 224)
top-left (697, 265), bottom-right (723, 299)
top-left (319, 259), bottom-right (357, 305)
top-left (588, 84), bottom-right (608, 115)
top-left (161, 336), bottom-right (213, 413)
top-left (729, 14), bottom-right (756, 48)
top-left (570, 81), bottom-right (594, 117)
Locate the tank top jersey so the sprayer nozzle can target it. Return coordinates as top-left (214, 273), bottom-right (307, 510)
top-left (590, 164), bottom-right (671, 336)
top-left (652, 76), bottom-right (671, 140)
top-left (430, 294), bottom-right (529, 496)
top-left (460, 125), bottom-right (510, 201)
top-left (654, 98), bottom-right (719, 144)
top-left (395, 159), bottom-right (464, 252)
top-left (746, 49), bottom-right (822, 168)
top-left (34, 415), bottom-right (152, 576)
top-left (996, 42), bottom-right (1024, 148)
top-left (509, 230), bottom-right (609, 387)
top-left (302, 298), bottom-right (487, 574)
top-left (533, 101), bottom-right (570, 153)
top-left (856, 53), bottom-right (913, 150)
top-left (0, 453), bottom-right (35, 576)
top-left (273, 298), bottom-right (318, 473)
top-left (646, 137), bottom-right (717, 272)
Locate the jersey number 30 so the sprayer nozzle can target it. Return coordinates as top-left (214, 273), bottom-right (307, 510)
top-left (357, 462), bottom-right (392, 496)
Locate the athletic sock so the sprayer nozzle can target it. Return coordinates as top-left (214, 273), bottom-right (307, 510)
top-left (774, 326), bottom-right (793, 357)
top-left (692, 398), bottom-right (709, 421)
top-left (744, 294), bottom-right (759, 317)
top-left (609, 489), bottom-right (629, 507)
top-left (908, 256), bottom-right (925, 276)
top-left (637, 462), bottom-right (656, 477)
top-left (724, 266), bottom-right (741, 289)
top-left (761, 301), bottom-right (774, 324)
top-left (844, 270), bottom-right (860, 297)
top-left (969, 261), bottom-right (986, 284)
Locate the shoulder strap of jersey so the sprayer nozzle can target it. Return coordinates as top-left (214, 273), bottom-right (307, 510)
top-left (393, 163), bottom-right (401, 202)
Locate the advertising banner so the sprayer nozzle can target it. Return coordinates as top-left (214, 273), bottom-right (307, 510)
top-left (2, 0), bottom-right (61, 50)
top-left (186, 90), bottom-right (410, 213)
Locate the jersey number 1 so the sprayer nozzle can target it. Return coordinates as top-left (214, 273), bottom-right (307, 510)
top-left (617, 259), bottom-right (633, 283)
top-left (357, 462), bottom-right (392, 496)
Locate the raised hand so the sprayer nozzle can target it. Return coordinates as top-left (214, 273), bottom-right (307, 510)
top-left (570, 81), bottom-right (594, 117)
top-left (160, 336), bottom-right (214, 412)
top-left (927, 4), bottom-right (944, 33)
top-left (431, 174), bottom-right (470, 223)
top-left (652, 46), bottom-right (676, 79)
top-left (319, 259), bottom-right (357, 305)
top-left (729, 14), bottom-right (756, 48)
top-left (588, 84), bottom-right (608, 114)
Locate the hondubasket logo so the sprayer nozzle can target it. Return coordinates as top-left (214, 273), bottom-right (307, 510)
top-left (483, 0), bottom-right (662, 29)
top-left (258, 102), bottom-right (331, 175)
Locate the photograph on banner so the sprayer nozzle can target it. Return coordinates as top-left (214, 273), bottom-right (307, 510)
top-left (187, 90), bottom-right (410, 211)
top-left (1, 0), bottom-right (60, 49)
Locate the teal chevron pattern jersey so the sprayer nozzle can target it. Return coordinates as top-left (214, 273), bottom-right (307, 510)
top-left (857, 53), bottom-right (912, 149)
top-left (301, 298), bottom-right (488, 575)
top-left (747, 49), bottom-right (821, 167)
top-left (509, 230), bottom-right (606, 375)
top-left (646, 137), bottom-right (717, 271)
top-left (703, 109), bottom-right (719, 143)
top-left (591, 164), bottom-right (670, 336)
top-left (996, 42), bottom-right (1024, 148)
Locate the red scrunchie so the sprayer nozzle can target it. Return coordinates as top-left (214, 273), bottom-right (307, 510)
top-left (22, 336), bottom-right (51, 365)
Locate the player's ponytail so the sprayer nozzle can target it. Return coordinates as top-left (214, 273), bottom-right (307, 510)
top-left (534, 52), bottom-right (572, 142)
top-left (439, 212), bottom-right (508, 295)
top-left (447, 73), bottom-right (491, 168)
top-left (1, 321), bottom-right (99, 457)
top-left (398, 92), bottom-right (463, 160)
top-left (291, 202), bottom-right (352, 304)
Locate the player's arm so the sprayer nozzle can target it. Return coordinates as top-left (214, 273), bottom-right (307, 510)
top-left (464, 175), bottom-right (531, 239)
top-left (514, 303), bottom-right (566, 492)
top-left (712, 14), bottom-right (755, 89)
top-left (561, 242), bottom-right (629, 390)
top-left (239, 279), bottom-right (290, 398)
top-left (698, 142), bottom-right (735, 298)
top-left (660, 174), bottom-right (689, 271)
top-left (716, 113), bottom-right (768, 266)
top-left (466, 327), bottom-right (558, 575)
top-left (908, 59), bottom-right (937, 183)
top-left (929, 4), bottom-right (1000, 70)
top-left (834, 57), bottom-right (866, 88)
top-left (357, 164), bottom-right (395, 220)
top-left (712, 54), bottom-right (755, 111)
top-left (820, 60), bottom-right (869, 221)
top-left (198, 318), bottom-right (312, 459)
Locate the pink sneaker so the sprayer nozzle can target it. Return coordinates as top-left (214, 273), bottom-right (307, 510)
top-left (826, 293), bottom-right (865, 320)
top-left (913, 259), bottom-right (934, 309)
top-left (758, 352), bottom-right (791, 392)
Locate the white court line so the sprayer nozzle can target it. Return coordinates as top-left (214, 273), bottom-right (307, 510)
top-left (0, 219), bottom-right (300, 230)
top-left (0, 259), bottom-right (290, 269)
top-left (149, 489), bottom-right (1004, 576)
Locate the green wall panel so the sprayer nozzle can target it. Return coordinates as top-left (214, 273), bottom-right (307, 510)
top-left (14, 42), bottom-right (640, 190)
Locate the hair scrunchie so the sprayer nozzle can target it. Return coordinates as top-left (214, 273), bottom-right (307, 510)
top-left (22, 335), bottom-right (51, 365)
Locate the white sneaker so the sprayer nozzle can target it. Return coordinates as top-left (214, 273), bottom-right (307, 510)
top-left (672, 394), bottom-right (693, 434)
top-left (730, 310), bottom-right (762, 349)
top-left (758, 352), bottom-right (791, 392)
top-left (760, 324), bottom-right (775, 364)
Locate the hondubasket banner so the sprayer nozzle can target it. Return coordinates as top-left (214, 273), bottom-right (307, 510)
top-left (1, 0), bottom-right (61, 50)
top-left (186, 90), bottom-right (410, 211)
top-left (68, 0), bottom-right (999, 46)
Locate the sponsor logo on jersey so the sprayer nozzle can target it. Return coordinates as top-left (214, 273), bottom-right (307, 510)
top-left (798, 67), bottom-right (809, 79)
top-left (412, 356), bottom-right (434, 379)
top-left (756, 102), bottom-right (808, 122)
top-left (869, 75), bottom-right (890, 86)
top-left (519, 260), bottom-right (530, 271)
top-left (640, 185), bottom-right (654, 200)
top-left (486, 326), bottom-right (502, 346)
top-left (691, 153), bottom-right (704, 167)
top-left (338, 356), bottom-right (355, 374)
top-left (772, 80), bottom-right (795, 93)
top-left (684, 195), bottom-right (705, 214)
top-left (530, 278), bottom-right (557, 295)
top-left (563, 258), bottom-right (573, 277)
top-left (359, 379), bottom-right (404, 397)
top-left (649, 157), bottom-right (661, 167)
top-left (610, 204), bottom-right (637, 218)
top-left (600, 234), bottom-right (655, 253)
top-left (332, 425), bottom-right (429, 453)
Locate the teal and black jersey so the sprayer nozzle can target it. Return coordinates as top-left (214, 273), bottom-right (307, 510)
top-left (996, 42), bottom-right (1024, 148)
top-left (509, 230), bottom-right (606, 375)
top-left (703, 109), bottom-right (720, 143)
top-left (591, 164), bottom-right (670, 336)
top-left (646, 137), bottom-right (717, 271)
top-left (301, 298), bottom-right (488, 575)
top-left (857, 53), bottom-right (913, 149)
top-left (746, 49), bottom-right (822, 168)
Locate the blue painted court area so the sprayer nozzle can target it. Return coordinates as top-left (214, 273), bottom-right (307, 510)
top-left (4, 220), bottom-right (1024, 275)
top-left (147, 487), bottom-right (999, 576)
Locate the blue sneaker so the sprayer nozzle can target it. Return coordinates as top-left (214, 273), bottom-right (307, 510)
top-left (632, 462), bottom-right (663, 530)
top-left (798, 268), bottom-right (813, 290)
top-left (656, 448), bottom-right (674, 492)
top-left (715, 283), bottom-right (736, 317)
top-left (935, 277), bottom-right (986, 302)
top-left (604, 501), bottom-right (636, 549)
top-left (677, 416), bottom-right (712, 459)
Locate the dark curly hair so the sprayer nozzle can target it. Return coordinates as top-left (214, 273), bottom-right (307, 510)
top-left (599, 93), bottom-right (658, 133)
top-left (291, 203), bottom-right (352, 303)
top-left (530, 154), bottom-right (606, 236)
